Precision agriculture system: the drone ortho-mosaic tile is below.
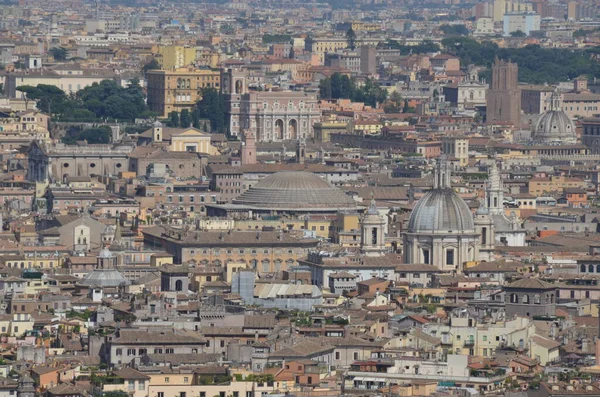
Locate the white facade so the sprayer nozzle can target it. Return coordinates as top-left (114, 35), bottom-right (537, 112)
top-left (475, 17), bottom-right (495, 35)
top-left (503, 12), bottom-right (540, 36)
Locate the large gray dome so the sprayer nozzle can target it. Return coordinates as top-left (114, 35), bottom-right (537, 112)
top-left (533, 110), bottom-right (576, 144)
top-left (233, 171), bottom-right (356, 210)
top-left (532, 91), bottom-right (577, 144)
top-left (407, 189), bottom-right (475, 233)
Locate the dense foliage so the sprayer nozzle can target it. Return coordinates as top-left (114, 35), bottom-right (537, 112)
top-left (383, 39), bottom-right (441, 55)
top-left (440, 24), bottom-right (469, 36)
top-left (262, 34), bottom-right (291, 44)
top-left (61, 126), bottom-right (112, 145)
top-left (17, 79), bottom-right (154, 121)
top-left (194, 87), bottom-right (227, 133)
top-left (319, 73), bottom-right (388, 107)
top-left (441, 37), bottom-right (600, 84)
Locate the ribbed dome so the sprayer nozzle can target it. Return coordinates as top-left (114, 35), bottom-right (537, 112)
top-left (80, 269), bottom-right (130, 288)
top-left (533, 110), bottom-right (576, 144)
top-left (233, 171), bottom-right (356, 210)
top-left (407, 189), bottom-right (475, 233)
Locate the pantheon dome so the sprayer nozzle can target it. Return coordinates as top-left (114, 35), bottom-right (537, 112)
top-left (232, 171), bottom-right (357, 212)
top-left (532, 91), bottom-right (577, 144)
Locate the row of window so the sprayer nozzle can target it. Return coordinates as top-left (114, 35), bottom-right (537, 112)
top-left (189, 248), bottom-right (295, 255)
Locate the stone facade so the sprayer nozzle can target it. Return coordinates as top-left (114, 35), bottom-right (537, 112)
top-left (222, 69), bottom-right (320, 141)
top-left (486, 59), bottom-right (521, 127)
top-left (27, 141), bottom-right (132, 183)
top-left (504, 278), bottom-right (557, 319)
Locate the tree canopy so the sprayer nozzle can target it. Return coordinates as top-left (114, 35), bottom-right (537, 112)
top-left (49, 47), bottom-right (68, 61)
top-left (441, 37), bottom-right (600, 84)
top-left (195, 87), bottom-right (226, 134)
top-left (262, 34), bottom-right (291, 44)
top-left (61, 126), bottom-right (112, 145)
top-left (319, 73), bottom-right (388, 107)
top-left (383, 39), bottom-right (440, 55)
top-left (17, 79), bottom-right (154, 121)
top-left (440, 24), bottom-right (469, 36)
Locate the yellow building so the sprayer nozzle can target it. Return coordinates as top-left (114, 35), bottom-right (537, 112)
top-left (353, 120), bottom-right (382, 135)
top-left (351, 21), bottom-right (381, 32)
top-left (493, 0), bottom-right (533, 22)
top-left (147, 67), bottom-right (221, 117)
top-left (156, 45), bottom-right (196, 70)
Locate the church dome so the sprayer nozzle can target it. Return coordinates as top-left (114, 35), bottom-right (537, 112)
top-left (532, 91), bottom-right (577, 144)
top-left (407, 189), bottom-right (475, 233)
top-left (80, 269), bottom-right (130, 288)
top-left (233, 171), bottom-right (356, 211)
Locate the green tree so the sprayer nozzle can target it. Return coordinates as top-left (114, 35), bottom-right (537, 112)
top-left (62, 126), bottom-right (112, 145)
top-left (167, 111), bottom-right (180, 127)
top-left (440, 24), bottom-right (469, 36)
top-left (192, 110), bottom-right (201, 129)
top-left (384, 91), bottom-right (403, 113)
top-left (49, 47), bottom-right (68, 61)
top-left (319, 77), bottom-right (332, 99)
top-left (142, 58), bottom-right (160, 75)
top-left (346, 27), bottom-right (356, 50)
top-left (195, 88), bottom-right (226, 133)
top-left (262, 34), bottom-right (292, 44)
top-left (180, 109), bottom-right (191, 128)
top-left (77, 80), bottom-right (148, 121)
top-left (16, 84), bottom-right (74, 114)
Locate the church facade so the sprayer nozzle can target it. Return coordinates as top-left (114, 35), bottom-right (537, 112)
top-left (222, 68), bottom-right (321, 142)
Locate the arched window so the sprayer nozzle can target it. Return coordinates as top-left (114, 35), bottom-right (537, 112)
top-left (522, 294), bottom-right (529, 304)
top-left (589, 264), bottom-right (595, 273)
top-left (175, 280), bottom-right (183, 292)
top-left (510, 293), bottom-right (518, 303)
top-left (595, 264), bottom-right (600, 273)
top-left (581, 264), bottom-right (587, 272)
top-left (533, 294), bottom-right (540, 304)
top-left (550, 294), bottom-right (554, 304)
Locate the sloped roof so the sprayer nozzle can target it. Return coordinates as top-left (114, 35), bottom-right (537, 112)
top-left (505, 277), bottom-right (555, 290)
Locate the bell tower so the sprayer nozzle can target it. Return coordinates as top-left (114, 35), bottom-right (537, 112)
top-left (153, 120), bottom-right (163, 143)
top-left (486, 160), bottom-right (504, 215)
top-left (241, 129), bottom-right (257, 165)
top-left (361, 199), bottom-right (386, 257)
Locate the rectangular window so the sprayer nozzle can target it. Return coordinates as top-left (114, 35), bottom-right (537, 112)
top-left (446, 249), bottom-right (454, 266)
top-left (423, 249), bottom-right (430, 264)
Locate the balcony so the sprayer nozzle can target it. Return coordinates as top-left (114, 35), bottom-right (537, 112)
top-left (464, 339), bottom-right (475, 347)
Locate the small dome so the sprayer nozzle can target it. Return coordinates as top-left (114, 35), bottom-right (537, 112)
top-left (533, 110), bottom-right (576, 144)
top-left (80, 269), bottom-right (130, 288)
top-left (407, 189), bottom-right (475, 233)
top-left (233, 171), bottom-right (356, 210)
top-left (98, 247), bottom-right (113, 259)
